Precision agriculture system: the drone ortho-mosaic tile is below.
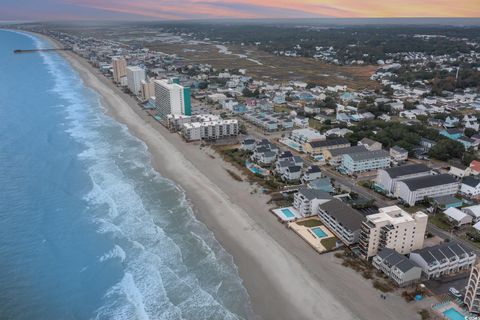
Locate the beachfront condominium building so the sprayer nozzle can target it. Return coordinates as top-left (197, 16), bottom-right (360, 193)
top-left (376, 164), bottom-right (432, 196)
top-left (409, 242), bottom-right (476, 279)
top-left (182, 119), bottom-right (238, 142)
top-left (359, 206), bottom-right (428, 259)
top-left (141, 79), bottom-right (155, 101)
top-left (154, 79), bottom-right (191, 120)
top-left (112, 56), bottom-right (127, 84)
top-left (341, 149), bottom-right (391, 175)
top-left (465, 262), bottom-right (480, 314)
top-left (126, 66), bottom-right (146, 95)
top-left (293, 187), bottom-right (332, 217)
top-left (317, 199), bottom-right (365, 245)
top-left (396, 174), bottom-right (460, 206)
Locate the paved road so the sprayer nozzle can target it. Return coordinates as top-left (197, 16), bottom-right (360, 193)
top-left (428, 223), bottom-right (480, 256)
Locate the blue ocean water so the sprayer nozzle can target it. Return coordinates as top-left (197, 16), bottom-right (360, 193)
top-left (0, 30), bottom-right (253, 320)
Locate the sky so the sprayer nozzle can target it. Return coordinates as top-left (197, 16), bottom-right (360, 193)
top-left (1, 0), bottom-right (480, 21)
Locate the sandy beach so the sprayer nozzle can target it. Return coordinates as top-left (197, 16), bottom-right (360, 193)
top-left (39, 33), bottom-right (421, 320)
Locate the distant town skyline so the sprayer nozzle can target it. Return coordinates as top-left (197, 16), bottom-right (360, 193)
top-left (2, 0), bottom-right (480, 21)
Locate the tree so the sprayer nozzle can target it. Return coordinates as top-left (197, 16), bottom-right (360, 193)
top-left (464, 128), bottom-right (476, 138)
top-left (428, 139), bottom-right (465, 161)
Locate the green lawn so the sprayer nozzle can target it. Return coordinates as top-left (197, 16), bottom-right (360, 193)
top-left (296, 219), bottom-right (323, 227)
top-left (429, 214), bottom-right (452, 231)
top-left (321, 237), bottom-right (338, 251)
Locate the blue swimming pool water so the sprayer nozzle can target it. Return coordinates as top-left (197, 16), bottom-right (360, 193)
top-left (281, 208), bottom-right (295, 218)
top-left (443, 308), bottom-right (465, 320)
top-left (311, 227), bottom-right (328, 238)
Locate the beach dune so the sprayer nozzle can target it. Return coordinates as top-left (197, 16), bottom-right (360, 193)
top-left (43, 33), bottom-right (420, 320)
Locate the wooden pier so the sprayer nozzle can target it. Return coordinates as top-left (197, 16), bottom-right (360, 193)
top-left (13, 48), bottom-right (71, 54)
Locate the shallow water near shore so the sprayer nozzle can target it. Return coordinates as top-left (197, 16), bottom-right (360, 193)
top-left (0, 29), bottom-right (253, 320)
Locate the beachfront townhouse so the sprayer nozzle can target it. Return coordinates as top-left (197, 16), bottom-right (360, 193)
top-left (359, 206), bottom-right (428, 259)
top-left (293, 187), bottom-right (332, 217)
top-left (372, 248), bottom-right (422, 287)
top-left (303, 137), bottom-right (351, 156)
top-left (395, 174), bottom-right (460, 206)
top-left (317, 199), bottom-right (365, 245)
top-left (376, 164), bottom-right (432, 196)
top-left (341, 149), bottom-right (390, 175)
top-left (241, 138), bottom-right (256, 152)
top-left (409, 242), bottom-right (476, 279)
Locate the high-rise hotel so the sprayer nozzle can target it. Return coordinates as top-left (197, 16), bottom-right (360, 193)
top-left (112, 57), bottom-right (127, 84)
top-left (154, 79), bottom-right (191, 120)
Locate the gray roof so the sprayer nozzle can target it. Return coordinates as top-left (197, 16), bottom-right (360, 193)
top-left (383, 164), bottom-right (431, 178)
top-left (391, 145), bottom-right (407, 153)
top-left (329, 145), bottom-right (367, 157)
top-left (308, 137), bottom-right (350, 148)
top-left (463, 176), bottom-right (480, 188)
top-left (298, 187), bottom-right (332, 201)
top-left (360, 137), bottom-right (380, 147)
top-left (432, 195), bottom-right (462, 205)
top-left (346, 149), bottom-right (390, 161)
top-left (318, 199), bottom-right (365, 232)
top-left (401, 174), bottom-right (458, 191)
top-left (412, 242), bottom-right (473, 265)
top-left (377, 248), bottom-right (419, 273)
top-left (306, 165), bottom-right (321, 173)
top-left (287, 166), bottom-right (302, 173)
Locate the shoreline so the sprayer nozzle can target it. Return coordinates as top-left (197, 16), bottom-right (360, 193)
top-left (35, 31), bottom-right (419, 320)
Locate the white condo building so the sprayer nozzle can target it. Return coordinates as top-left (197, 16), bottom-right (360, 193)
top-left (376, 164), bottom-right (432, 196)
top-left (182, 119), bottom-right (238, 141)
top-left (396, 174), bottom-right (460, 206)
top-left (359, 206), bottom-right (428, 259)
top-left (154, 79), bottom-right (192, 120)
top-left (126, 66), bottom-right (146, 95)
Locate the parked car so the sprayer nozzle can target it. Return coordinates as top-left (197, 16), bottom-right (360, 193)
top-left (449, 287), bottom-right (461, 298)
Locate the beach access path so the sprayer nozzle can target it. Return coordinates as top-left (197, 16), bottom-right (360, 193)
top-left (42, 33), bottom-right (421, 320)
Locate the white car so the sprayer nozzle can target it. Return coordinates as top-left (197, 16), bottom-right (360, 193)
top-left (449, 287), bottom-right (461, 298)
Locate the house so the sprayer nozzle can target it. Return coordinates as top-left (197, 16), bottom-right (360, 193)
top-left (304, 137), bottom-right (351, 156)
top-left (420, 138), bottom-right (436, 151)
top-left (449, 163), bottom-right (471, 179)
top-left (341, 150), bottom-right (391, 175)
top-left (443, 207), bottom-right (473, 227)
top-left (373, 248), bottom-right (422, 287)
top-left (396, 174), bottom-right (460, 206)
top-left (390, 145), bottom-right (408, 164)
top-left (302, 165), bottom-right (322, 182)
top-left (444, 116), bottom-right (460, 128)
top-left (440, 128), bottom-right (463, 140)
top-left (241, 138), bottom-right (256, 151)
top-left (470, 160), bottom-right (480, 175)
top-left (431, 195), bottom-right (463, 210)
top-left (293, 187), bottom-right (332, 217)
top-left (376, 164), bottom-right (432, 196)
top-left (409, 242), bottom-right (476, 279)
top-left (317, 199), bottom-right (365, 245)
top-left (358, 138), bottom-right (382, 151)
top-left (461, 176), bottom-right (480, 197)
top-left (463, 205), bottom-right (480, 223)
top-left (293, 116), bottom-right (309, 128)
top-left (458, 136), bottom-right (479, 150)
top-left (282, 166), bottom-right (302, 181)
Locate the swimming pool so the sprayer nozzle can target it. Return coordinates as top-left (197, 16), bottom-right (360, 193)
top-left (281, 208), bottom-right (296, 218)
top-left (311, 227), bottom-right (328, 238)
top-left (443, 308), bottom-right (465, 320)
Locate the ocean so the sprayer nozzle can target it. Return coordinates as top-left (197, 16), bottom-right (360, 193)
top-left (0, 30), bottom-right (253, 320)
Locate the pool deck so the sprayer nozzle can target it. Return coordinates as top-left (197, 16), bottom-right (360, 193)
top-left (432, 299), bottom-right (471, 319)
top-left (288, 217), bottom-right (338, 254)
